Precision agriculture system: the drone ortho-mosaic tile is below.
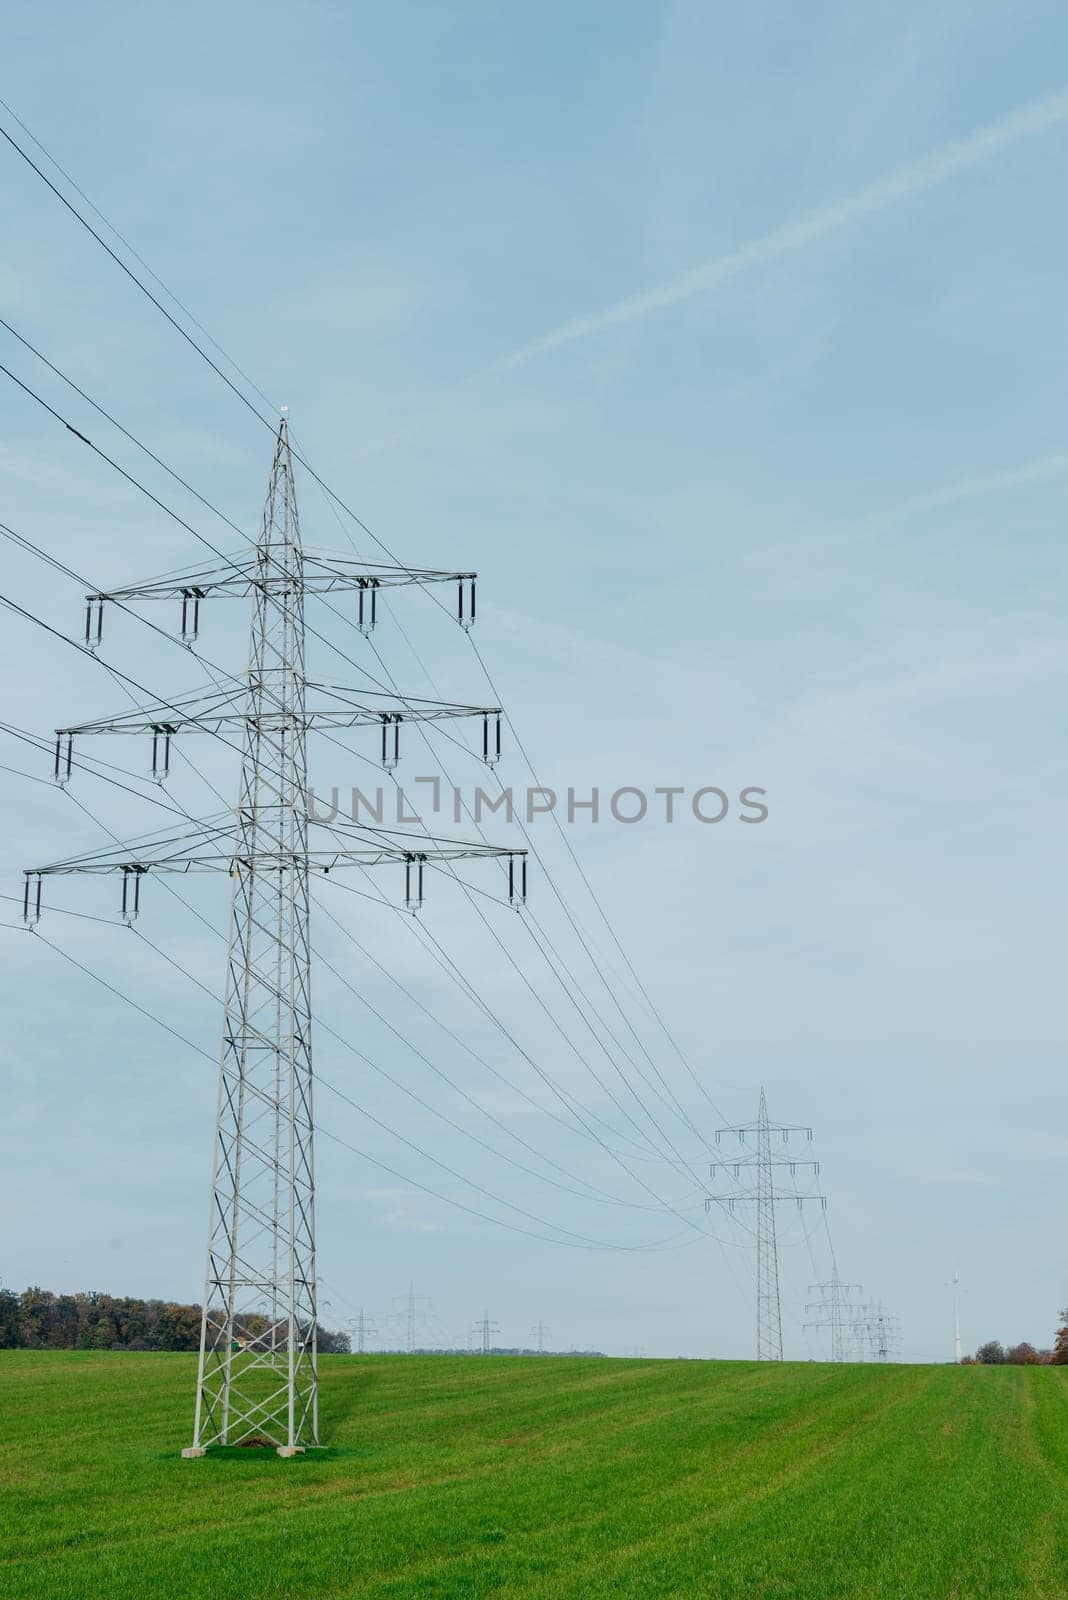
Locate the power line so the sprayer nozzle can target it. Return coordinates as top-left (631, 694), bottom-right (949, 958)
top-left (24, 420), bottom-right (528, 1456)
top-left (0, 106), bottom-right (735, 1171)
top-left (1, 513), bottom-right (721, 1233)
top-left (706, 1089), bottom-right (826, 1360)
top-left (0, 120), bottom-right (274, 434)
top-left (1, 100), bottom-right (767, 1328)
top-left (0, 128), bottom-right (737, 1224)
top-left (7, 918), bottom-right (672, 1257)
top-left (0, 94), bottom-right (280, 415)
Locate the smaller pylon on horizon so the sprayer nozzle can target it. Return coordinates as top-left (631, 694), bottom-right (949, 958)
top-left (472, 1312), bottom-right (500, 1354)
top-left (393, 1284), bottom-right (432, 1354)
top-left (349, 1309), bottom-right (378, 1355)
top-left (848, 1302), bottom-right (902, 1362)
top-left (805, 1266), bottom-right (862, 1362)
top-left (531, 1320), bottom-right (551, 1354)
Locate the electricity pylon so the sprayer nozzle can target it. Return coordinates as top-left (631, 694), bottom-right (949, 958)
top-left (531, 1319), bottom-right (551, 1353)
top-left (706, 1088), bottom-right (825, 1361)
top-left (848, 1302), bottom-right (901, 1362)
top-left (349, 1309), bottom-right (378, 1354)
top-left (804, 1267), bottom-right (862, 1362)
top-left (25, 418), bottom-right (525, 1454)
top-left (472, 1311), bottom-right (499, 1354)
top-left (393, 1283), bottom-right (433, 1353)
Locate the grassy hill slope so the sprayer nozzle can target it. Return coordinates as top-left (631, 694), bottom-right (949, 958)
top-left (1, 1352), bottom-right (1066, 1598)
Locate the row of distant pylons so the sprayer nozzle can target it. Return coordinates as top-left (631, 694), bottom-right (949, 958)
top-left (705, 1088), bottom-right (901, 1362)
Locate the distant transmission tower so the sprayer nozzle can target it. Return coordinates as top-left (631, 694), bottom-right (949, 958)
top-left (25, 419), bottom-right (524, 1454)
top-left (393, 1284), bottom-right (433, 1353)
top-left (804, 1267), bottom-right (861, 1362)
top-left (472, 1311), bottom-right (500, 1354)
top-left (849, 1302), bottom-right (901, 1362)
top-left (706, 1088), bottom-right (825, 1361)
top-left (349, 1309), bottom-right (378, 1354)
top-left (531, 1320), bottom-right (551, 1354)
top-left (870, 1305), bottom-right (901, 1362)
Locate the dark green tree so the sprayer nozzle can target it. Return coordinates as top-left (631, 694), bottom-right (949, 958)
top-left (0, 1289), bottom-right (21, 1348)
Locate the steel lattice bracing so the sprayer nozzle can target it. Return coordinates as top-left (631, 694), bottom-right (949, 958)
top-left (705, 1087), bottom-right (825, 1362)
top-left (192, 420), bottom-right (317, 1452)
top-left (754, 1090), bottom-right (782, 1361)
top-left (26, 416), bottom-right (526, 1455)
top-left (804, 1266), bottom-right (862, 1362)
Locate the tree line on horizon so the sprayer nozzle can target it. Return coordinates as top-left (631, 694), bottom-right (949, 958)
top-left (0, 1287), bottom-right (351, 1353)
top-left (963, 1310), bottom-right (1068, 1366)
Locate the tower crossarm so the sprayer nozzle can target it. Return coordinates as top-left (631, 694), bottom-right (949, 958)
top-left (26, 830), bottom-right (523, 877)
top-left (24, 820), bottom-right (526, 918)
top-left (712, 1120), bottom-right (813, 1142)
top-left (710, 1155), bottom-right (821, 1178)
top-left (84, 551), bottom-right (480, 645)
top-left (57, 684), bottom-right (501, 737)
top-left (705, 1190), bottom-right (826, 1214)
top-left (88, 552), bottom-right (475, 602)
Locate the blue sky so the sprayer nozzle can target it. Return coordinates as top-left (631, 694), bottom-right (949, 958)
top-left (1, 0), bottom-right (1066, 1361)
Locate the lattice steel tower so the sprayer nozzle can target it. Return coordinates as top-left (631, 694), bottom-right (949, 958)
top-left (804, 1266), bottom-right (861, 1362)
top-left (706, 1088), bottom-right (825, 1361)
top-left (25, 419), bottom-right (524, 1454)
top-left (472, 1311), bottom-right (500, 1354)
top-left (350, 1309), bottom-right (378, 1354)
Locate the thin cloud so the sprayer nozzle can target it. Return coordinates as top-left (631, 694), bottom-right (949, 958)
top-left (891, 452), bottom-right (1068, 516)
top-left (744, 449), bottom-right (1068, 577)
top-left (494, 91), bottom-right (1068, 370)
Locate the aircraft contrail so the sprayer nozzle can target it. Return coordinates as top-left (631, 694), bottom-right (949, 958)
top-left (494, 90), bottom-right (1068, 370)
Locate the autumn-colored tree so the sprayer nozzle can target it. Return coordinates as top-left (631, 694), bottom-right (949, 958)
top-left (1053, 1310), bottom-right (1068, 1366)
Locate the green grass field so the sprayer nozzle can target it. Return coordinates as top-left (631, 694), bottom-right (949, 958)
top-left (1, 1353), bottom-right (1066, 1599)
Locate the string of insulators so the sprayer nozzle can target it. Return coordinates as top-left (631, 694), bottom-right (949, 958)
top-left (380, 713), bottom-right (402, 769)
top-left (404, 852), bottom-right (426, 911)
top-left (357, 578), bottom-right (379, 636)
top-left (179, 589), bottom-right (204, 643)
top-left (22, 873), bottom-right (42, 926)
top-left (84, 598), bottom-right (104, 650)
top-left (53, 733), bottom-right (73, 787)
top-left (507, 853), bottom-right (527, 907)
top-left (482, 712), bottom-right (502, 767)
top-left (150, 725), bottom-right (175, 781)
top-left (121, 866), bottom-right (145, 924)
top-left (457, 577), bottom-right (476, 631)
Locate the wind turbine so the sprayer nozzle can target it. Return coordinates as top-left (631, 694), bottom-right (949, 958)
top-left (948, 1269), bottom-right (962, 1363)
